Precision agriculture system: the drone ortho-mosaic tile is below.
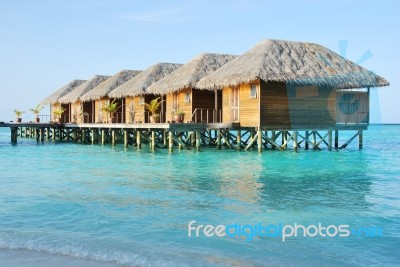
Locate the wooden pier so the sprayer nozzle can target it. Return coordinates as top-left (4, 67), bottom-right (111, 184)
top-left (1, 122), bottom-right (366, 152)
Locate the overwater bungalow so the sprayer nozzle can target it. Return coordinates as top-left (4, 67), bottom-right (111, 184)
top-left (58, 75), bottom-right (110, 123)
top-left (80, 70), bottom-right (141, 123)
top-left (41, 79), bottom-right (86, 122)
top-left (196, 39), bottom-right (389, 128)
top-left (108, 63), bottom-right (182, 123)
top-left (146, 53), bottom-right (236, 123)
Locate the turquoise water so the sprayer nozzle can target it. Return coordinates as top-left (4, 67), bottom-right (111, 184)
top-left (0, 125), bottom-right (399, 266)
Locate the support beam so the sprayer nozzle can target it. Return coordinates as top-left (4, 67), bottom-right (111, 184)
top-left (168, 131), bottom-right (173, 152)
top-left (358, 130), bottom-right (363, 149)
top-left (11, 127), bottom-right (18, 144)
top-left (334, 130), bottom-right (339, 149)
top-left (257, 130), bottom-right (262, 153)
top-left (136, 130), bottom-right (141, 149)
top-left (293, 131), bottom-right (298, 151)
top-left (124, 129), bottom-right (128, 148)
top-left (196, 130), bottom-right (200, 151)
top-left (151, 131), bottom-right (155, 150)
top-left (101, 129), bottom-right (105, 145)
top-left (111, 130), bottom-right (115, 146)
top-left (328, 130), bottom-right (332, 150)
top-left (305, 131), bottom-right (309, 150)
top-left (237, 130), bottom-right (241, 151)
top-left (216, 130), bottom-right (221, 149)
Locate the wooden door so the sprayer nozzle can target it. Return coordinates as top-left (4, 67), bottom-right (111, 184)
top-left (230, 87), bottom-right (239, 122)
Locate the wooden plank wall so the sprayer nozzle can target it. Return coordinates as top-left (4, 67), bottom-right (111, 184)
top-left (336, 91), bottom-right (369, 123)
top-left (260, 81), bottom-right (290, 127)
top-left (238, 81), bottom-right (260, 127)
top-left (286, 84), bottom-right (336, 127)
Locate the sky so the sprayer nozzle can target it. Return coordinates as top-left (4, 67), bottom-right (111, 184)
top-left (0, 0), bottom-right (398, 122)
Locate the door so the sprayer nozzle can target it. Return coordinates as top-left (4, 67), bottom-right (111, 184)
top-left (230, 87), bottom-right (239, 122)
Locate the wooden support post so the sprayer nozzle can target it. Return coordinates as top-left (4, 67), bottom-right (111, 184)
top-left (237, 130), bottom-right (241, 151)
top-left (11, 127), bottom-right (18, 144)
top-left (36, 129), bottom-right (40, 142)
top-left (271, 131), bottom-right (276, 150)
top-left (178, 132), bottom-right (183, 150)
top-left (91, 130), bottom-right (95, 145)
top-left (81, 129), bottom-right (85, 143)
top-left (217, 130), bottom-right (221, 150)
top-left (313, 131), bottom-right (317, 149)
top-left (168, 132), bottom-right (173, 152)
top-left (163, 130), bottom-right (167, 147)
top-left (283, 131), bottom-right (287, 150)
top-left (257, 130), bottom-right (262, 153)
top-left (328, 130), bottom-right (332, 150)
top-left (196, 131), bottom-right (200, 151)
top-left (111, 130), bottom-right (115, 146)
top-left (101, 129), bottom-right (105, 145)
top-left (124, 130), bottom-right (128, 148)
top-left (293, 131), bottom-right (298, 151)
top-left (359, 130), bottom-right (363, 149)
top-left (335, 130), bottom-right (339, 149)
top-left (40, 128), bottom-right (44, 142)
top-left (151, 131), bottom-right (155, 150)
top-left (305, 131), bottom-right (309, 150)
top-left (137, 130), bottom-right (141, 149)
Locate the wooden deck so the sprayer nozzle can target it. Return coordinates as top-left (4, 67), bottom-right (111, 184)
top-left (0, 121), bottom-right (366, 151)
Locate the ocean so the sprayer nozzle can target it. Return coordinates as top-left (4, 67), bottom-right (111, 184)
top-left (0, 125), bottom-right (399, 266)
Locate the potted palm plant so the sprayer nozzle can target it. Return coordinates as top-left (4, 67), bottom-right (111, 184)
top-left (30, 104), bottom-right (44, 122)
top-left (52, 107), bottom-right (65, 123)
top-left (14, 109), bottom-right (25, 123)
top-left (144, 97), bottom-right (164, 123)
top-left (172, 110), bottom-right (185, 123)
top-left (102, 99), bottom-right (119, 123)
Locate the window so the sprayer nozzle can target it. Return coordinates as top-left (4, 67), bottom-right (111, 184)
top-left (250, 84), bottom-right (258, 98)
top-left (185, 92), bottom-right (191, 103)
top-left (139, 95), bottom-right (145, 105)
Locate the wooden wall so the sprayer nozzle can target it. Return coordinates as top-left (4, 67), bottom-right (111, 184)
top-left (260, 81), bottom-right (290, 127)
top-left (222, 81), bottom-right (260, 127)
top-left (285, 84), bottom-right (336, 127)
top-left (94, 97), bottom-right (108, 123)
top-left (165, 88), bottom-right (192, 122)
top-left (336, 91), bottom-right (369, 124)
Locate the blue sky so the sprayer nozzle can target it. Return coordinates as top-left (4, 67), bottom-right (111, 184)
top-left (0, 0), bottom-right (398, 122)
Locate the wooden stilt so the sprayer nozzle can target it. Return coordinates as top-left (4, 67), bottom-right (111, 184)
top-left (40, 128), bottom-right (44, 142)
top-left (283, 131), bottom-right (287, 150)
top-left (111, 130), bottom-right (115, 146)
top-left (163, 130), bottom-right (167, 147)
top-left (257, 130), bottom-right (262, 153)
top-left (196, 131), bottom-right (200, 151)
top-left (335, 130), bottom-right (339, 149)
top-left (124, 130), bottom-right (128, 148)
top-left (237, 130), bottom-right (241, 151)
top-left (11, 127), bottom-right (18, 144)
top-left (137, 130), bottom-right (141, 149)
top-left (151, 131), bottom-right (155, 150)
top-left (178, 133), bottom-right (183, 150)
top-left (305, 131), bottom-right (309, 150)
top-left (168, 131), bottom-right (173, 152)
top-left (312, 131), bottom-right (317, 149)
top-left (217, 130), bottom-right (221, 150)
top-left (293, 131), bottom-right (298, 151)
top-left (358, 130), bottom-right (363, 149)
top-left (328, 130), bottom-right (332, 150)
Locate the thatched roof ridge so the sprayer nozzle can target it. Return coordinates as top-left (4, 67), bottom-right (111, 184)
top-left (80, 70), bottom-right (141, 101)
top-left (196, 39), bottom-right (389, 90)
top-left (58, 75), bottom-right (111, 104)
top-left (41, 79), bottom-right (86, 105)
top-left (109, 63), bottom-right (182, 98)
top-left (146, 53), bottom-right (237, 94)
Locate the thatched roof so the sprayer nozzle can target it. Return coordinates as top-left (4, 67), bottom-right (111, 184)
top-left (41, 79), bottom-right (86, 105)
top-left (80, 70), bottom-right (141, 101)
top-left (58, 75), bottom-right (111, 104)
top-left (196, 39), bottom-right (389, 90)
top-left (146, 53), bottom-right (237, 95)
top-left (109, 63), bottom-right (182, 98)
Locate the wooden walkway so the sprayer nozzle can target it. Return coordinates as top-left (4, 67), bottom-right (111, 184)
top-left (0, 122), bottom-right (367, 152)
